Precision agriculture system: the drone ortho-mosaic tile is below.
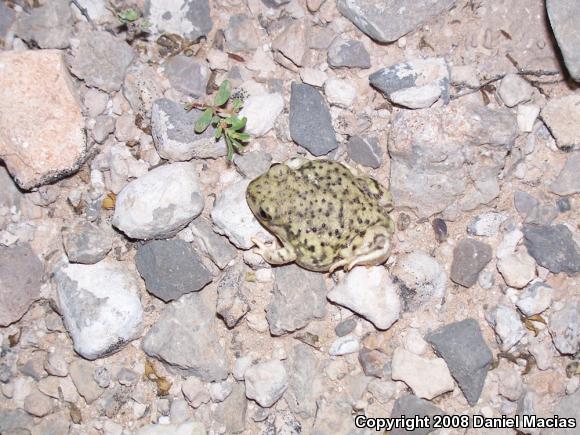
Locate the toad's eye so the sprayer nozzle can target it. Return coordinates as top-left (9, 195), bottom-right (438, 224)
top-left (259, 208), bottom-right (272, 221)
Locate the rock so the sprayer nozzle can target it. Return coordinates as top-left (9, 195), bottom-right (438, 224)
top-left (427, 319), bottom-right (493, 406)
top-left (20, 352), bottom-right (47, 381)
top-left (69, 359), bottom-right (105, 404)
top-left (541, 95), bottom-right (580, 150)
top-left (542, 390), bottom-right (580, 435)
top-left (233, 151), bottom-right (273, 179)
top-left (0, 50), bottom-right (86, 189)
top-left (69, 30), bottom-right (135, 92)
top-left (142, 292), bottom-right (229, 381)
top-left (24, 388), bottom-right (53, 417)
top-left (209, 381), bottom-right (232, 402)
top-left (497, 74), bottom-right (533, 107)
top-left (497, 365), bottom-right (523, 401)
top-left (516, 281), bottom-right (553, 316)
top-left (450, 239), bottom-right (493, 288)
top-left (327, 36), bottom-right (371, 69)
top-left (14, 0), bottom-right (73, 49)
top-left (71, 0), bottom-right (110, 24)
top-left (214, 383), bottom-right (247, 433)
top-left (211, 179), bottom-right (272, 250)
top-left (0, 244), bottom-right (43, 326)
top-left (370, 58), bottom-right (450, 109)
top-left (337, 0), bottom-right (456, 43)
top-left (285, 344), bottom-right (325, 418)
top-left (135, 421), bottom-right (206, 435)
top-left (327, 266), bottom-right (400, 330)
top-left (329, 335), bottom-right (360, 356)
top-left (163, 55), bottom-right (210, 98)
top-left (514, 190), bottom-right (539, 218)
top-left (497, 248), bottom-right (536, 289)
top-left (517, 104), bottom-right (541, 133)
top-left (547, 0), bottom-right (580, 82)
top-left (557, 197), bottom-right (571, 213)
top-left (45, 352), bottom-right (68, 377)
top-left (388, 103), bottom-right (517, 217)
top-left (335, 317), bottom-right (357, 337)
top-left (391, 251), bottom-right (446, 311)
top-left (151, 98), bottom-right (227, 160)
top-left (31, 409), bottom-right (71, 434)
top-left (182, 377), bottom-right (210, 408)
top-left (300, 67), bottom-right (328, 87)
top-left (346, 136), bottom-right (382, 169)
top-left (368, 379), bottom-right (397, 404)
top-left (83, 88), bottom-right (109, 118)
top-left (54, 260), bottom-right (143, 360)
top-left (113, 162), bottom-right (204, 240)
top-left (0, 409), bottom-right (34, 434)
top-left (244, 360), bottom-right (288, 408)
top-left (550, 152), bottom-right (580, 195)
top-left (467, 212), bottom-right (507, 237)
top-left (0, 2), bottom-right (15, 44)
top-left (239, 93), bottom-right (284, 137)
top-left (92, 114), bottom-right (115, 144)
top-left (272, 20), bottom-right (308, 67)
top-left (549, 301), bottom-right (579, 355)
top-left (189, 217), bottom-right (237, 269)
top-left (123, 63), bottom-right (166, 119)
top-left (145, 0), bottom-right (212, 41)
top-left (391, 348), bottom-right (454, 400)
top-left (224, 14), bottom-right (258, 52)
top-left (358, 348), bottom-right (388, 378)
top-left (115, 114), bottom-right (141, 143)
top-left (62, 221), bottom-right (113, 264)
top-left (266, 264), bottom-right (326, 335)
top-left (312, 400), bottom-right (366, 435)
top-left (486, 305), bottom-right (526, 351)
top-left (289, 82), bottom-right (338, 156)
top-left (523, 224), bottom-right (580, 275)
top-left (324, 78), bottom-right (357, 107)
top-left (135, 240), bottom-right (212, 302)
top-left (216, 265), bottom-right (250, 328)
top-left (390, 395), bottom-right (445, 435)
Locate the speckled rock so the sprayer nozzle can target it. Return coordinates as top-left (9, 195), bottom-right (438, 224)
top-left (14, 0), bottom-right (73, 49)
top-left (145, 0), bottom-right (212, 41)
top-left (62, 221), bottom-right (113, 264)
top-left (450, 239), bottom-right (493, 288)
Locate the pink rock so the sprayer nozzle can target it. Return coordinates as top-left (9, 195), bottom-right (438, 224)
top-left (0, 50), bottom-right (86, 190)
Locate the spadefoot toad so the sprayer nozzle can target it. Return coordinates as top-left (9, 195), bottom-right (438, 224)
top-left (246, 157), bottom-right (395, 272)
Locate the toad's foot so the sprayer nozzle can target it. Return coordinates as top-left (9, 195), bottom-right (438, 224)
top-left (251, 237), bottom-right (297, 265)
top-left (329, 227), bottom-right (392, 273)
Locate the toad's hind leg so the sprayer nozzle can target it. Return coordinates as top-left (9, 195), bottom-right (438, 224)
top-left (329, 226), bottom-right (392, 273)
top-left (251, 237), bottom-right (297, 265)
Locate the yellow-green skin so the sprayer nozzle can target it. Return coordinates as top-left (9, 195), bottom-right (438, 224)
top-left (246, 157), bottom-right (395, 272)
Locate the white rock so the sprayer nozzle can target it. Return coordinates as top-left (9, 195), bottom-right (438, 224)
top-left (467, 212), bottom-right (507, 237)
top-left (516, 281), bottom-right (553, 316)
top-left (324, 78), bottom-right (357, 107)
top-left (528, 336), bottom-right (555, 370)
top-left (497, 229), bottom-right (523, 259)
top-left (517, 104), bottom-right (540, 132)
top-left (53, 260), bottom-right (143, 360)
top-left (390, 84), bottom-right (442, 109)
top-left (207, 48), bottom-right (229, 70)
top-left (549, 301), bottom-right (579, 355)
top-left (391, 348), bottom-right (455, 400)
top-left (497, 366), bottom-right (523, 401)
top-left (239, 93), bottom-right (284, 137)
top-left (329, 335), bottom-right (360, 356)
top-left (450, 64), bottom-right (479, 88)
top-left (300, 68), bottom-right (328, 87)
top-left (498, 74), bottom-right (533, 107)
top-left (233, 356), bottom-right (253, 381)
top-left (209, 381), bottom-right (233, 402)
top-left (113, 162), bottom-right (204, 239)
top-left (486, 305), bottom-right (526, 351)
top-left (182, 378), bottom-right (210, 408)
top-left (327, 267), bottom-right (400, 330)
top-left (403, 329), bottom-right (429, 355)
top-left (497, 248), bottom-right (536, 289)
top-left (244, 360), bottom-right (288, 407)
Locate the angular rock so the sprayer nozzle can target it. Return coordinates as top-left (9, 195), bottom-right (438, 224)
top-left (0, 50), bottom-right (86, 189)
top-left (113, 162), bottom-right (204, 240)
top-left (289, 83), bottom-right (338, 156)
top-left (244, 360), bottom-right (288, 408)
top-left (467, 212), bottom-right (507, 237)
top-left (497, 73), bottom-right (533, 107)
top-left (337, 0), bottom-right (456, 43)
top-left (142, 292), bottom-right (229, 381)
top-left (517, 103), bottom-right (541, 132)
top-left (427, 319), bottom-right (493, 406)
top-left (486, 305), bottom-right (526, 351)
top-left (346, 136), bottom-right (382, 169)
top-left (0, 409), bottom-right (33, 434)
top-left (69, 30), bottom-right (135, 92)
top-left (214, 383), bottom-right (247, 434)
top-left (543, 390), bottom-right (580, 435)
top-left (390, 395), bottom-right (445, 435)
top-left (514, 190), bottom-right (539, 218)
top-left (327, 266), bottom-right (400, 330)
top-left (450, 239), bottom-right (493, 288)
top-left (358, 348), bottom-right (388, 378)
top-left (216, 265), bottom-right (250, 328)
top-left (497, 248), bottom-right (536, 289)
top-left (224, 14), bottom-right (259, 53)
top-left (123, 63), bottom-right (166, 119)
top-left (266, 264), bottom-right (326, 335)
top-left (24, 388), bottom-right (53, 417)
top-left (549, 301), bottom-right (579, 355)
top-left (324, 78), bottom-right (357, 107)
top-left (0, 2), bottom-right (15, 44)
top-left (189, 217), bottom-right (237, 269)
top-left (135, 239), bottom-right (213, 302)
top-left (239, 93), bottom-right (284, 137)
top-left (272, 20), bottom-right (308, 67)
top-left (370, 58), bottom-right (450, 109)
top-left (69, 359), bottom-right (105, 404)
top-left (15, 0), bottom-right (73, 49)
top-left (0, 244), bottom-right (43, 326)
top-left (135, 421), bottom-right (206, 435)
top-left (285, 344), bottom-right (325, 418)
top-left (145, 0), bottom-right (212, 41)
top-left (54, 260), bottom-right (143, 359)
top-left (550, 152), bottom-right (580, 195)
top-left (516, 281), bottom-right (553, 316)
top-left (541, 95), bottom-right (580, 150)
top-left (547, 0), bottom-right (580, 82)
top-left (523, 224), bottom-right (580, 275)
top-left (328, 36), bottom-right (371, 69)
top-left (163, 55), bottom-right (209, 98)
top-left (233, 151), bottom-right (273, 180)
top-left (62, 221), bottom-right (113, 264)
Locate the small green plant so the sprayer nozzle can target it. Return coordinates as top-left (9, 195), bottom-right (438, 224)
top-left (117, 8), bottom-right (139, 23)
top-left (188, 80), bottom-right (250, 160)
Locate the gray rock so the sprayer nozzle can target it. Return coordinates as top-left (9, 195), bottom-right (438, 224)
top-left (370, 58), bottom-right (450, 109)
top-left (142, 292), bottom-right (229, 381)
top-left (244, 360), bottom-right (288, 408)
top-left (93, 366), bottom-right (111, 388)
top-left (557, 197), bottom-right (571, 213)
top-left (0, 409), bottom-right (33, 434)
top-left (69, 31), bottom-right (135, 92)
top-left (523, 224), bottom-right (580, 275)
top-left (62, 221), bottom-right (113, 264)
top-left (54, 260), bottom-right (144, 360)
top-left (327, 36), bottom-right (371, 69)
top-left (312, 400), bottom-right (367, 435)
top-left (233, 151), bottom-right (273, 179)
top-left (289, 82), bottom-right (338, 156)
top-left (92, 114), bottom-right (115, 144)
top-left (24, 388), bottom-right (53, 417)
top-left (547, 0), bottom-right (580, 82)
top-left (0, 244), bottom-right (43, 326)
top-left (427, 319), bottom-right (493, 406)
top-left (0, 2), bottom-right (15, 43)
top-left (216, 265), bottom-right (250, 328)
top-left (69, 359), bottom-right (105, 404)
top-left (358, 348), bottom-right (388, 378)
top-left (135, 239), bottom-right (212, 302)
top-left (214, 382), bottom-right (247, 434)
top-left (31, 410), bottom-right (70, 435)
top-left (335, 317), bottom-right (357, 337)
top-left (486, 305), bottom-right (526, 351)
top-left (285, 344), bottom-right (325, 418)
top-left (163, 55), bottom-right (209, 98)
top-left (550, 152), bottom-right (580, 195)
top-left (450, 239), bottom-right (493, 288)
top-left (337, 0), bottom-right (455, 43)
top-left (151, 98), bottom-right (227, 160)
top-left (497, 74), bottom-right (533, 107)
top-left (145, 0), bottom-right (212, 41)
top-left (225, 14), bottom-right (259, 53)
top-left (390, 395), bottom-right (445, 435)
top-left (543, 390), bottom-right (580, 435)
top-left (15, 0), bottom-right (73, 49)
top-left (135, 421), bottom-right (206, 435)
top-left (516, 281), bottom-right (553, 316)
top-left (549, 301), bottom-right (579, 355)
top-left (0, 166), bottom-right (22, 213)
top-left (525, 202), bottom-right (559, 226)
top-left (346, 136), bottom-right (382, 168)
top-left (123, 63), bottom-right (166, 119)
top-left (514, 190), bottom-right (539, 217)
top-left (112, 162), bottom-right (204, 240)
top-left (266, 264), bottom-right (327, 336)
top-left (19, 352), bottom-right (47, 380)
top-left (541, 95), bottom-right (580, 150)
top-left (189, 217), bottom-right (237, 269)
top-left (467, 212), bottom-right (507, 237)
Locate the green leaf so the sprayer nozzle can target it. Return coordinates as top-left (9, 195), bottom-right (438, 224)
top-left (231, 99), bottom-right (243, 111)
top-left (236, 132), bottom-right (251, 142)
top-left (214, 125), bottom-right (223, 139)
top-left (224, 135), bottom-right (234, 160)
top-left (194, 108), bottom-right (213, 133)
top-left (211, 115), bottom-right (220, 125)
top-left (224, 116), bottom-right (235, 125)
top-left (214, 80), bottom-right (231, 106)
top-left (118, 9), bottom-right (139, 22)
top-left (231, 117), bottom-right (247, 131)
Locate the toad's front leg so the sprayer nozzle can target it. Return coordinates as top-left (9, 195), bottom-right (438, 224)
top-left (251, 237), bottom-right (297, 265)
